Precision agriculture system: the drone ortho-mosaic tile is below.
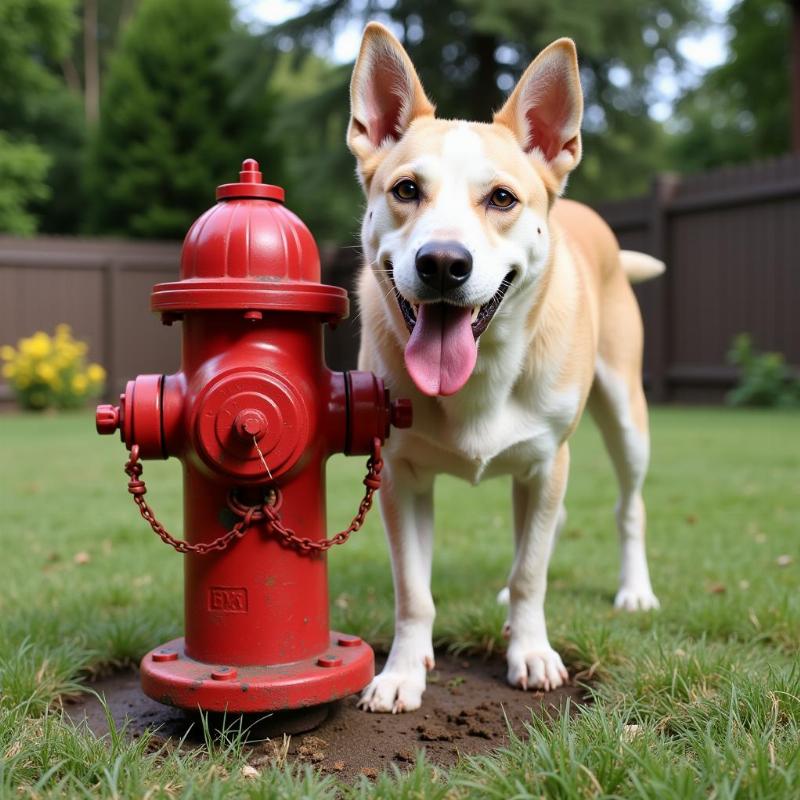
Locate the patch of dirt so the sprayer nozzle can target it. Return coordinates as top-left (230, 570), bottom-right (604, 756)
top-left (64, 652), bottom-right (586, 782)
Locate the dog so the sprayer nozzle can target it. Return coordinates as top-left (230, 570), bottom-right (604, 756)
top-left (347, 22), bottom-right (663, 713)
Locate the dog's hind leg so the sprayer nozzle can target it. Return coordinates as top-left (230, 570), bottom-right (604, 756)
top-left (358, 458), bottom-right (435, 713)
top-left (588, 356), bottom-right (659, 611)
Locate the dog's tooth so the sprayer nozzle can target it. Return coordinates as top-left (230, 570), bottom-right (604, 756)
top-left (471, 306), bottom-right (480, 323)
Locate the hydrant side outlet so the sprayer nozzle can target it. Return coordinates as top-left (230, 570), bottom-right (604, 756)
top-left (97, 160), bottom-right (411, 714)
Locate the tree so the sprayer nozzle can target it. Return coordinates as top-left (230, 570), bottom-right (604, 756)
top-left (235, 0), bottom-right (704, 241)
top-left (0, 135), bottom-right (50, 235)
top-left (236, 52), bottom-right (357, 242)
top-left (0, 0), bottom-right (82, 235)
top-left (668, 0), bottom-right (791, 172)
top-left (85, 0), bottom-right (284, 238)
top-left (60, 0), bottom-right (142, 125)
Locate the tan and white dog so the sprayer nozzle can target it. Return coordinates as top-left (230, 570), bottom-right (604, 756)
top-left (348, 23), bottom-right (663, 713)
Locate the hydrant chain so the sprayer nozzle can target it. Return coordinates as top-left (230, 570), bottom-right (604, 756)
top-left (123, 440), bottom-right (383, 555)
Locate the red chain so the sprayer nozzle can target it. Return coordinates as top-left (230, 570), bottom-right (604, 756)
top-left (123, 440), bottom-right (383, 555)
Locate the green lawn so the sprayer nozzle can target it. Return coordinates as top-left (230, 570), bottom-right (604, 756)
top-left (0, 407), bottom-right (798, 797)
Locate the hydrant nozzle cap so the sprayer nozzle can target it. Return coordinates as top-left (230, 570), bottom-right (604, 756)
top-left (216, 158), bottom-right (285, 202)
top-left (390, 398), bottom-right (413, 429)
top-left (96, 403), bottom-right (120, 435)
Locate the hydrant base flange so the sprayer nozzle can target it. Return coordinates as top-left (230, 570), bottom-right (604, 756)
top-left (140, 633), bottom-right (374, 714)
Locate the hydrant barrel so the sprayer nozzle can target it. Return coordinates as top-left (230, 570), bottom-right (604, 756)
top-left (97, 159), bottom-right (411, 715)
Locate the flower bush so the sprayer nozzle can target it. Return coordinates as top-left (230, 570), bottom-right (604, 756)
top-left (1, 325), bottom-right (106, 411)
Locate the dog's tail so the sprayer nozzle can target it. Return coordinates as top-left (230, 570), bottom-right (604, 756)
top-left (619, 250), bottom-right (665, 284)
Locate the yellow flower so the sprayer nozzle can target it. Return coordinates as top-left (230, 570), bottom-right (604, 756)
top-left (71, 374), bottom-right (89, 394)
top-left (87, 363), bottom-right (106, 384)
top-left (21, 332), bottom-right (51, 359)
top-left (55, 344), bottom-right (78, 365)
top-left (55, 323), bottom-right (72, 339)
top-left (1, 345), bottom-right (15, 361)
top-left (2, 363), bottom-right (16, 379)
top-left (15, 360), bottom-right (31, 378)
top-left (36, 363), bottom-right (56, 382)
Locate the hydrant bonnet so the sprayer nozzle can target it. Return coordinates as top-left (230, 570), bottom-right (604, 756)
top-left (151, 159), bottom-right (348, 319)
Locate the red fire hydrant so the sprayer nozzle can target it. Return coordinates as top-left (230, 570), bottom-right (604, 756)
top-left (96, 159), bottom-right (411, 715)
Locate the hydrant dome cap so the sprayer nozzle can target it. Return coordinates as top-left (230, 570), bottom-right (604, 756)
top-left (151, 158), bottom-right (348, 319)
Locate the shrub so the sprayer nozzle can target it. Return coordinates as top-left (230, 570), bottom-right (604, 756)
top-left (726, 333), bottom-right (800, 408)
top-left (1, 325), bottom-right (105, 411)
top-left (84, 0), bottom-right (283, 239)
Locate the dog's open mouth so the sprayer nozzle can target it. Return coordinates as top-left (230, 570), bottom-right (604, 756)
top-left (393, 270), bottom-right (516, 338)
top-left (389, 268), bottom-right (516, 397)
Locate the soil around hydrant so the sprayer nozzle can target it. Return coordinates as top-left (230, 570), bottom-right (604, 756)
top-left (64, 651), bottom-right (586, 783)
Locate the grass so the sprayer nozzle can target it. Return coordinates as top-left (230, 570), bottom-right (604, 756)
top-left (0, 406), bottom-right (798, 797)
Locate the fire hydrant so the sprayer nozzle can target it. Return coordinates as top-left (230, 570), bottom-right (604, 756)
top-left (96, 159), bottom-right (411, 715)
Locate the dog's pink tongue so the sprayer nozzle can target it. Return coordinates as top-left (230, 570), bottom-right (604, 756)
top-left (404, 304), bottom-right (477, 396)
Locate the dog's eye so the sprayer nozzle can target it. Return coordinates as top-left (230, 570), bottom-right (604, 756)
top-left (488, 188), bottom-right (517, 209)
top-left (392, 179), bottom-right (419, 202)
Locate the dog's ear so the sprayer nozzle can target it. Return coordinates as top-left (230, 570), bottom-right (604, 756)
top-left (494, 39), bottom-right (583, 192)
top-left (347, 22), bottom-right (435, 165)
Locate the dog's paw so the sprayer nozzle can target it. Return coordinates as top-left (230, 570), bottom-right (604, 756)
top-left (496, 586), bottom-right (510, 605)
top-left (614, 585), bottom-right (660, 611)
top-left (506, 643), bottom-right (568, 692)
top-left (358, 669), bottom-right (427, 714)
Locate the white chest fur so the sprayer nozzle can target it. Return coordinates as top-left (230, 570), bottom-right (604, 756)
top-left (391, 384), bottom-right (582, 484)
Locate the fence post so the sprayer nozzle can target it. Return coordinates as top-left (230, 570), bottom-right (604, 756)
top-left (647, 174), bottom-right (679, 403)
top-left (101, 261), bottom-right (121, 402)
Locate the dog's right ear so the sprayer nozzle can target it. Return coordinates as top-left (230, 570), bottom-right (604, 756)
top-left (347, 22), bottom-right (434, 167)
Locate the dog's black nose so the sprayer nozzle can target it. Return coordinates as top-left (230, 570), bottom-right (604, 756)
top-left (415, 241), bottom-right (473, 292)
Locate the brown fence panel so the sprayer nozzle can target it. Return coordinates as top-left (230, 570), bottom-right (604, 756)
top-left (0, 236), bottom-right (362, 407)
top-left (327, 154), bottom-right (800, 402)
top-left (2, 153), bottom-right (799, 407)
top-left (596, 154), bottom-right (800, 402)
top-left (0, 237), bottom-right (181, 405)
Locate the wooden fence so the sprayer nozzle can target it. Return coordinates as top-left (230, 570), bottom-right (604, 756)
top-left (1, 153), bottom-right (799, 406)
top-left (600, 153), bottom-right (800, 401)
top-left (0, 237), bottom-right (181, 405)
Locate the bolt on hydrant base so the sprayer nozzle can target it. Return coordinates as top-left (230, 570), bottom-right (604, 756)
top-left (142, 634), bottom-right (373, 713)
top-left (96, 159), bottom-right (411, 718)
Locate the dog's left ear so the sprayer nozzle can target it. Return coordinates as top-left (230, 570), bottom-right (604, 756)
top-left (494, 39), bottom-right (583, 192)
top-left (348, 22), bottom-right (435, 167)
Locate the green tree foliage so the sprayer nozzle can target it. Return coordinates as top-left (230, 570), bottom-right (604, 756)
top-left (0, 0), bottom-right (82, 235)
top-left (85, 0), bottom-right (283, 239)
top-left (0, 134), bottom-right (51, 235)
top-left (669, 0), bottom-right (791, 172)
top-left (249, 54), bottom-right (356, 243)
top-left (238, 0), bottom-right (703, 240)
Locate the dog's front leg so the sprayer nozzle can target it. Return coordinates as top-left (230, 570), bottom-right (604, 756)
top-left (358, 457), bottom-right (435, 713)
top-left (506, 444), bottom-right (570, 691)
